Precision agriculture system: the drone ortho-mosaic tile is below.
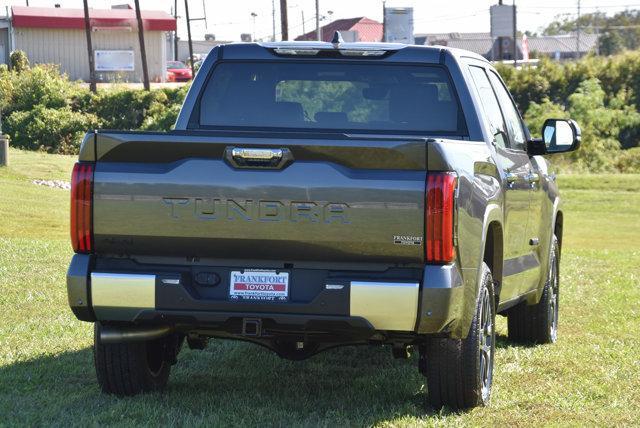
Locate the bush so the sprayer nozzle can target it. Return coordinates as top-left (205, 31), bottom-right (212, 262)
top-left (0, 66), bottom-right (13, 115)
top-left (5, 105), bottom-right (98, 154)
top-left (88, 88), bottom-right (170, 129)
top-left (140, 85), bottom-right (189, 131)
top-left (9, 50), bottom-right (29, 73)
top-left (523, 78), bottom-right (640, 172)
top-left (86, 85), bottom-right (189, 131)
top-left (615, 147), bottom-right (640, 172)
top-left (502, 56), bottom-right (640, 173)
top-left (0, 51), bottom-right (188, 154)
top-left (141, 103), bottom-right (181, 131)
top-left (160, 84), bottom-right (190, 106)
top-left (524, 99), bottom-right (568, 138)
top-left (9, 64), bottom-right (86, 114)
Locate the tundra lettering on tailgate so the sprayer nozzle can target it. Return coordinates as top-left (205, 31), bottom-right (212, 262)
top-left (163, 197), bottom-right (350, 224)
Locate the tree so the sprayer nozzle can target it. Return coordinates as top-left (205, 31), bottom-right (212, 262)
top-left (599, 30), bottom-right (625, 56)
top-left (543, 9), bottom-right (640, 54)
top-left (543, 11), bottom-right (607, 36)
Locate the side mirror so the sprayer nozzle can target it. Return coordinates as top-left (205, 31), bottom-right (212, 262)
top-left (542, 119), bottom-right (581, 153)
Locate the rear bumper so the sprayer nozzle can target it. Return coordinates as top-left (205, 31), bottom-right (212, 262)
top-left (133, 310), bottom-right (376, 343)
top-left (67, 254), bottom-right (464, 337)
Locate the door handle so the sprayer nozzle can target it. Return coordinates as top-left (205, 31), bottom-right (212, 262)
top-left (505, 172), bottom-right (519, 184)
top-left (526, 173), bottom-right (540, 183)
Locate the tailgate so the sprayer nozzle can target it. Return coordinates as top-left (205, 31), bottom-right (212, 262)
top-left (91, 131), bottom-right (426, 264)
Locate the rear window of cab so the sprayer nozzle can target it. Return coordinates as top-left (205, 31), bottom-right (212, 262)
top-left (196, 61), bottom-right (466, 135)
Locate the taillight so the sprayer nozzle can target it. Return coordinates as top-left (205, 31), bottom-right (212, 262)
top-left (425, 172), bottom-right (457, 263)
top-left (71, 162), bottom-right (94, 253)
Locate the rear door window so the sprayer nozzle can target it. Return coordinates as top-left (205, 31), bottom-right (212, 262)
top-left (487, 71), bottom-right (526, 151)
top-left (197, 62), bottom-right (466, 135)
top-left (468, 66), bottom-right (509, 149)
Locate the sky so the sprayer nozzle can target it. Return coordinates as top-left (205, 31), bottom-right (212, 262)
top-left (1, 0), bottom-right (638, 41)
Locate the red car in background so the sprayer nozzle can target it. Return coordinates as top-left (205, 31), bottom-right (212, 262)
top-left (166, 61), bottom-right (192, 82)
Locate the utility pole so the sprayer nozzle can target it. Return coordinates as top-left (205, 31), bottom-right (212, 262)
top-left (170, 4), bottom-right (174, 59)
top-left (251, 12), bottom-right (257, 41)
top-left (272, 0), bottom-right (276, 41)
top-left (576, 0), bottom-right (581, 59)
top-left (82, 0), bottom-right (96, 93)
top-left (301, 10), bottom-right (305, 34)
top-left (134, 0), bottom-right (150, 90)
top-left (315, 0), bottom-right (321, 41)
top-left (498, 0), bottom-right (503, 61)
top-left (512, 0), bottom-right (517, 67)
top-left (595, 7), bottom-right (600, 56)
top-left (185, 0), bottom-right (195, 77)
top-left (174, 0), bottom-right (179, 61)
top-left (280, 0), bottom-right (289, 41)
top-left (382, 0), bottom-right (386, 42)
top-left (201, 0), bottom-right (208, 29)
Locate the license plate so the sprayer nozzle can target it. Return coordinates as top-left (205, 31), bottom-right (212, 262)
top-left (229, 270), bottom-right (289, 301)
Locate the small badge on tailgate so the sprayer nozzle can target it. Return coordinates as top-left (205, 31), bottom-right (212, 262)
top-left (393, 235), bottom-right (423, 246)
top-left (229, 270), bottom-right (289, 301)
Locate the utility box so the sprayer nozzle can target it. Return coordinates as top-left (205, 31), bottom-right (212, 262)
top-left (0, 134), bottom-right (9, 166)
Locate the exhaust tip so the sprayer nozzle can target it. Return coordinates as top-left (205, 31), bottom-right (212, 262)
top-left (99, 325), bottom-right (173, 344)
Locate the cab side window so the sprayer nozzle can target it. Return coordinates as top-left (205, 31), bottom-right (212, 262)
top-left (468, 66), bottom-right (508, 149)
top-left (487, 71), bottom-right (526, 151)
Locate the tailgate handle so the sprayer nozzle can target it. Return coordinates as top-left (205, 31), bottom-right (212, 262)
top-left (232, 148), bottom-right (283, 161)
top-left (226, 147), bottom-right (293, 169)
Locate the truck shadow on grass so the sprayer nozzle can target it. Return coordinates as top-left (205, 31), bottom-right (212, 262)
top-left (1, 341), bottom-right (465, 425)
top-left (495, 332), bottom-right (541, 349)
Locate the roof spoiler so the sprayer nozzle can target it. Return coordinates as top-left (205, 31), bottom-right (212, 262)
top-left (260, 32), bottom-right (407, 57)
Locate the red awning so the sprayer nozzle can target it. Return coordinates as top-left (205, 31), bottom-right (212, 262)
top-left (11, 6), bottom-right (176, 32)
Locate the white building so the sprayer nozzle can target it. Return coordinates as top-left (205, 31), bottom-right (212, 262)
top-left (6, 5), bottom-right (176, 83)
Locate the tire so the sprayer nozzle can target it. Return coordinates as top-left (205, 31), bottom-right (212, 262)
top-left (507, 235), bottom-right (559, 344)
top-left (93, 323), bottom-right (173, 396)
top-left (420, 262), bottom-right (496, 410)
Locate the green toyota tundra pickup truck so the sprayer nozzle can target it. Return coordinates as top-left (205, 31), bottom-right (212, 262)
top-left (67, 37), bottom-right (580, 409)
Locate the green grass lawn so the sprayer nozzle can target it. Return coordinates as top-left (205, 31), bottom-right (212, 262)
top-left (1, 148), bottom-right (639, 426)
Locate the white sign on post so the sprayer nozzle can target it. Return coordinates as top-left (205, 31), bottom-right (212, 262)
top-left (384, 7), bottom-right (414, 44)
top-left (490, 4), bottom-right (515, 38)
top-left (95, 50), bottom-right (135, 71)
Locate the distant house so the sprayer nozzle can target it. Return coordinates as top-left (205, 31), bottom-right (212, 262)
top-left (521, 33), bottom-right (598, 60)
top-left (0, 14), bottom-right (9, 65)
top-left (414, 32), bottom-right (490, 46)
top-left (416, 31), bottom-right (598, 61)
top-left (295, 17), bottom-right (383, 43)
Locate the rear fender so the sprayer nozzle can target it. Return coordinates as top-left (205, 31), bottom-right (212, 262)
top-left (427, 139), bottom-right (501, 338)
top-left (475, 203), bottom-right (502, 308)
top-left (527, 196), bottom-right (561, 304)
top-left (454, 203), bottom-right (502, 338)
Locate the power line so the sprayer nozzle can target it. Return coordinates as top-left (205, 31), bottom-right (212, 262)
top-left (411, 9), bottom-right (488, 25)
top-left (519, 3), bottom-right (640, 9)
top-left (413, 9), bottom-right (489, 25)
top-left (256, 15), bottom-right (316, 41)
